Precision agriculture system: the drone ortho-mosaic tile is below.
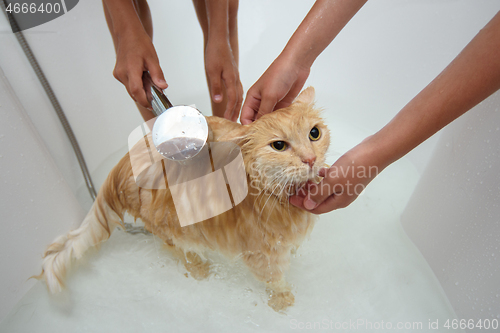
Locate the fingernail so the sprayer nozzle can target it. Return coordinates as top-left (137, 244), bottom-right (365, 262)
top-left (159, 79), bottom-right (167, 84)
top-left (304, 198), bottom-right (318, 210)
top-left (214, 94), bottom-right (223, 102)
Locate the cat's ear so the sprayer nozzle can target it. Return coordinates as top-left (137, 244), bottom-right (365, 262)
top-left (219, 124), bottom-right (250, 144)
top-left (294, 86), bottom-right (315, 105)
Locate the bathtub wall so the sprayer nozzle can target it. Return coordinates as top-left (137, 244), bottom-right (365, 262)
top-left (1, 0), bottom-right (499, 322)
top-left (402, 90), bottom-right (500, 321)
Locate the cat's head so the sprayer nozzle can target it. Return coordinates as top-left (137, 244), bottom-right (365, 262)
top-left (223, 87), bottom-right (330, 197)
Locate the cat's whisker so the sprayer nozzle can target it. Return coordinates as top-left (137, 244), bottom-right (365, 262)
top-left (255, 176), bottom-right (275, 212)
top-left (264, 177), bottom-right (293, 225)
top-left (262, 173), bottom-right (290, 214)
top-left (258, 174), bottom-right (288, 220)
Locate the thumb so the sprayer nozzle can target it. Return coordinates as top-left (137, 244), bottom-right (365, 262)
top-left (303, 175), bottom-right (339, 211)
top-left (240, 94), bottom-right (260, 125)
top-left (148, 64), bottom-right (168, 89)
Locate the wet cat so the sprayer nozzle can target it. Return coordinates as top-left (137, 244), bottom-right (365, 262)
top-left (36, 87), bottom-right (330, 312)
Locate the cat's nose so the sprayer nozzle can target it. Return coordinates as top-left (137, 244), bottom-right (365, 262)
top-left (302, 156), bottom-right (316, 168)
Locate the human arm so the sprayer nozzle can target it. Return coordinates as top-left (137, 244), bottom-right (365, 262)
top-left (290, 11), bottom-right (500, 214)
top-left (103, 0), bottom-right (167, 117)
top-left (240, 0), bottom-right (367, 125)
top-left (193, 0), bottom-right (242, 120)
top-left (203, 0), bottom-right (243, 121)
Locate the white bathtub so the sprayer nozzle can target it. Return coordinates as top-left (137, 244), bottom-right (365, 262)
top-left (1, 0), bottom-right (499, 330)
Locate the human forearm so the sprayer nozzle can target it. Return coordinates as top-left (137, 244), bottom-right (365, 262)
top-left (370, 11), bottom-right (500, 170)
top-left (103, 0), bottom-right (147, 42)
top-left (200, 0), bottom-right (243, 120)
top-left (205, 0), bottom-right (230, 39)
top-left (240, 0), bottom-right (367, 124)
top-left (281, 0), bottom-right (367, 68)
top-left (103, 0), bottom-right (166, 116)
top-left (291, 11), bottom-right (500, 214)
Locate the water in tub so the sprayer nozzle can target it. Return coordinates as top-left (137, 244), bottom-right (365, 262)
top-left (0, 108), bottom-right (459, 332)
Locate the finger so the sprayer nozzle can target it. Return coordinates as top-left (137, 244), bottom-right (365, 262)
top-left (127, 71), bottom-right (150, 109)
top-left (304, 178), bottom-right (340, 210)
top-left (255, 96), bottom-right (278, 121)
top-left (289, 195), bottom-right (305, 208)
top-left (308, 194), bottom-right (341, 214)
top-left (223, 77), bottom-right (238, 120)
top-left (274, 100), bottom-right (293, 111)
top-left (240, 94), bottom-right (260, 125)
top-left (229, 82), bottom-right (244, 122)
top-left (295, 186), bottom-right (308, 197)
top-left (273, 87), bottom-right (298, 111)
top-left (208, 72), bottom-right (223, 104)
top-left (318, 167), bottom-right (328, 177)
top-left (275, 82), bottom-right (305, 110)
top-left (147, 62), bottom-right (168, 89)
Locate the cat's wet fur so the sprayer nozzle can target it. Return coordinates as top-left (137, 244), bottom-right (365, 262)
top-left (36, 87), bottom-right (330, 312)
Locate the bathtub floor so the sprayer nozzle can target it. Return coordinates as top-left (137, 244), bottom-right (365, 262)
top-left (0, 119), bottom-right (458, 333)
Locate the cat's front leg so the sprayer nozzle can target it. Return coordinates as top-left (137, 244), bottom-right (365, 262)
top-left (242, 250), bottom-right (295, 312)
top-left (266, 278), bottom-right (295, 312)
top-left (163, 241), bottom-right (211, 280)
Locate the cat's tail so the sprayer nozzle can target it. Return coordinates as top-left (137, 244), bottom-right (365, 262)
top-left (34, 161), bottom-right (129, 293)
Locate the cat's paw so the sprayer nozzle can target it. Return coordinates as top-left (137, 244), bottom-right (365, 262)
top-left (266, 288), bottom-right (295, 312)
top-left (184, 252), bottom-right (211, 280)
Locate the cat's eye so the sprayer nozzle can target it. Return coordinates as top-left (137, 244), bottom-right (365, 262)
top-left (271, 141), bottom-right (287, 151)
top-left (309, 127), bottom-right (321, 141)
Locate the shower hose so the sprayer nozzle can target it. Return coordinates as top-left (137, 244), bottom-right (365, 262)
top-left (1, 2), bottom-right (97, 201)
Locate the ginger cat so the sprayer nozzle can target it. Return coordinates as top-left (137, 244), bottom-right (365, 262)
top-left (37, 87), bottom-right (330, 312)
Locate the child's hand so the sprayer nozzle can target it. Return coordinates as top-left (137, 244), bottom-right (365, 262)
top-left (205, 37), bottom-right (243, 122)
top-left (290, 138), bottom-right (384, 213)
top-left (240, 55), bottom-right (310, 125)
top-left (112, 30), bottom-right (168, 109)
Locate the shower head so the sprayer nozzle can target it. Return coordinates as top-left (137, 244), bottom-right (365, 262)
top-left (142, 72), bottom-right (208, 161)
